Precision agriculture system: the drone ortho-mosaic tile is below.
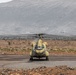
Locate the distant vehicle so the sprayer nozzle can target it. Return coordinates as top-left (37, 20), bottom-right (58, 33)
top-left (30, 34), bottom-right (49, 60)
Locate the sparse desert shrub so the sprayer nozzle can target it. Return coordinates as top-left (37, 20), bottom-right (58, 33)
top-left (8, 41), bottom-right (11, 45)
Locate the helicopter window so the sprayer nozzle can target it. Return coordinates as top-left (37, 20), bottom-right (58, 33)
top-left (35, 44), bottom-right (44, 50)
top-left (35, 45), bottom-right (38, 49)
top-left (42, 45), bottom-right (44, 48)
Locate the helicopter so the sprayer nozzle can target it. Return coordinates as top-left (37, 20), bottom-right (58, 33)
top-left (30, 33), bottom-right (49, 60)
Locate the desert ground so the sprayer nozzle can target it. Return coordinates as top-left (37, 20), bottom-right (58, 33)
top-left (0, 39), bottom-right (76, 75)
top-left (0, 39), bottom-right (76, 55)
top-left (0, 66), bottom-right (76, 75)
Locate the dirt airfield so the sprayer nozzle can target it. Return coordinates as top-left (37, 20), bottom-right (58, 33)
top-left (0, 39), bottom-right (76, 75)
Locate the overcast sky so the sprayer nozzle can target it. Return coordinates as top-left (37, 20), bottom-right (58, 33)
top-left (0, 0), bottom-right (76, 36)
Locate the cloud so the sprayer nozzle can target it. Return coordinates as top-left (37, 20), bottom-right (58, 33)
top-left (0, 0), bottom-right (12, 3)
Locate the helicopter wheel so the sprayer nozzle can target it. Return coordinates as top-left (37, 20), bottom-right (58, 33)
top-left (46, 56), bottom-right (49, 61)
top-left (30, 56), bottom-right (33, 61)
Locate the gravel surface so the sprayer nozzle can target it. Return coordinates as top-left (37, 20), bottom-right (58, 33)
top-left (0, 66), bottom-right (76, 75)
top-left (0, 55), bottom-right (76, 69)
